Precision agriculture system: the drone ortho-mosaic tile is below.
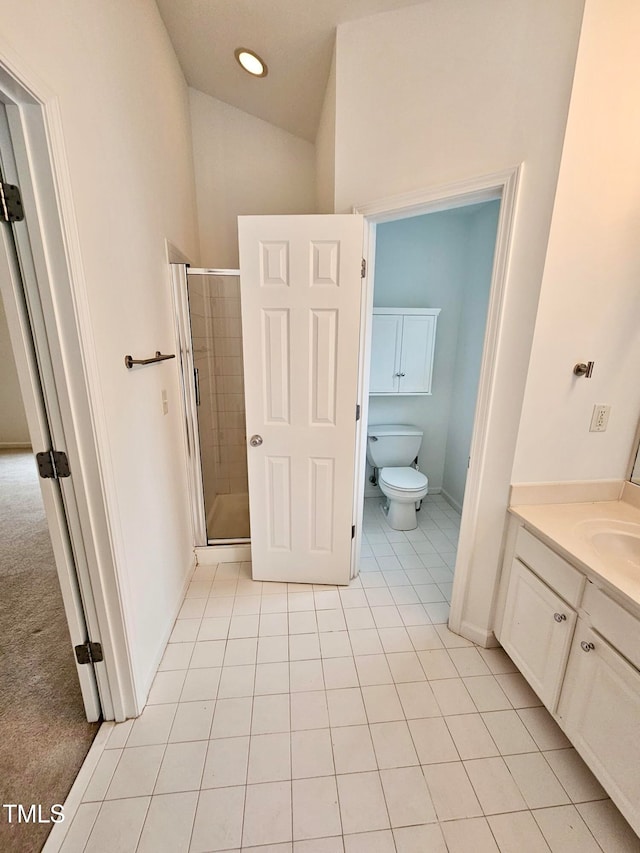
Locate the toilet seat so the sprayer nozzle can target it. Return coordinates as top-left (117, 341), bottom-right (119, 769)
top-left (379, 466), bottom-right (428, 492)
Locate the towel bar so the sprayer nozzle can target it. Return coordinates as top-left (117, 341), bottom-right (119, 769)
top-left (124, 351), bottom-right (176, 369)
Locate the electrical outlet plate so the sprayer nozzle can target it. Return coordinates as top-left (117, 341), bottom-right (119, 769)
top-left (161, 389), bottom-right (168, 415)
top-left (590, 404), bottom-right (610, 432)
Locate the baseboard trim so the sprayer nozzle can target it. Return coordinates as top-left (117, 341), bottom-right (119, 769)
top-left (440, 489), bottom-right (462, 513)
top-left (196, 544), bottom-right (252, 565)
top-left (451, 617), bottom-right (499, 649)
top-left (41, 722), bottom-right (113, 853)
top-left (135, 551), bottom-right (197, 712)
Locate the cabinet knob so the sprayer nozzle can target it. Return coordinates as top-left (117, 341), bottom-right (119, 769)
top-left (553, 612), bottom-right (567, 623)
top-left (395, 372), bottom-right (406, 377)
top-left (580, 640), bottom-right (595, 652)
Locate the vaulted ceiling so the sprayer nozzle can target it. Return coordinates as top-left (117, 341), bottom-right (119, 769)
top-left (155, 0), bottom-right (424, 142)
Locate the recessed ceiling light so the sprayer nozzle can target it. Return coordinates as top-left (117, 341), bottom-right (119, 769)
top-left (234, 48), bottom-right (268, 78)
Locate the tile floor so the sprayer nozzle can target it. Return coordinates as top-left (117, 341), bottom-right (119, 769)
top-left (58, 496), bottom-right (639, 852)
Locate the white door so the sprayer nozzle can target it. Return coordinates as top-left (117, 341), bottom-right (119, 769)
top-left (0, 112), bottom-right (101, 721)
top-left (238, 215), bottom-right (363, 584)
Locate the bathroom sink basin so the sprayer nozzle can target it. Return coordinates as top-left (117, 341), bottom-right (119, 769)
top-left (577, 519), bottom-right (640, 572)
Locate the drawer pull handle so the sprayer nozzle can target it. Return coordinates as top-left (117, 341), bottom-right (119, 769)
top-left (581, 641), bottom-right (595, 652)
top-left (553, 612), bottom-right (567, 623)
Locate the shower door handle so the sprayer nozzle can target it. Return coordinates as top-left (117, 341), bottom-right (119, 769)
top-left (194, 367), bottom-right (201, 406)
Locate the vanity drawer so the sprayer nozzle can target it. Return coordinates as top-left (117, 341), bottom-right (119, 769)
top-left (515, 526), bottom-right (585, 607)
top-left (582, 583), bottom-right (640, 672)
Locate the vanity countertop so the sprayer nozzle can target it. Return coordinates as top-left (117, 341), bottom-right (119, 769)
top-left (509, 496), bottom-right (640, 613)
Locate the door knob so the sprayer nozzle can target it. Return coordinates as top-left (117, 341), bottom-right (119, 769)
top-left (249, 435), bottom-right (263, 447)
top-left (553, 613), bottom-right (566, 623)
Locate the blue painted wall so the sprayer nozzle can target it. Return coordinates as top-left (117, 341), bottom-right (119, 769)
top-left (370, 199), bottom-right (500, 508)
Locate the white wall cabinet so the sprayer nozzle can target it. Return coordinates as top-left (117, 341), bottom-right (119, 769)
top-left (370, 308), bottom-right (440, 395)
top-left (496, 521), bottom-right (640, 837)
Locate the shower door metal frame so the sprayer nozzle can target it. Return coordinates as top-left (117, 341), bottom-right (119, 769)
top-left (171, 264), bottom-right (249, 547)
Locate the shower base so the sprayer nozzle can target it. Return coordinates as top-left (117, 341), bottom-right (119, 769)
top-left (208, 492), bottom-right (250, 541)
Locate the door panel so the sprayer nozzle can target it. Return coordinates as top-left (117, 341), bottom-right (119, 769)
top-left (399, 314), bottom-right (436, 393)
top-left (500, 558), bottom-right (576, 710)
top-left (558, 623), bottom-right (640, 836)
top-left (370, 314), bottom-right (401, 393)
top-left (239, 215), bottom-right (363, 584)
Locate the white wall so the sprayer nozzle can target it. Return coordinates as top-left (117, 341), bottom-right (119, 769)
top-left (334, 0), bottom-right (585, 640)
top-left (0, 294), bottom-right (30, 446)
top-left (189, 89), bottom-right (317, 268)
top-left (368, 203), bottom-right (498, 506)
top-left (513, 0), bottom-right (640, 483)
top-left (442, 203), bottom-right (500, 509)
top-left (0, 0), bottom-right (199, 709)
top-left (315, 48), bottom-right (337, 214)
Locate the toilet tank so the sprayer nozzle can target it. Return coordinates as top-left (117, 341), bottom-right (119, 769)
top-left (366, 424), bottom-right (423, 468)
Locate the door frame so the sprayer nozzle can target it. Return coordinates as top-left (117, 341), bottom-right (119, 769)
top-left (0, 51), bottom-right (136, 718)
top-left (354, 166), bottom-right (522, 642)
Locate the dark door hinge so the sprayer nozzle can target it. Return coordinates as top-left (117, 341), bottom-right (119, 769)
top-left (356, 404), bottom-right (361, 421)
top-left (351, 524), bottom-right (356, 539)
top-left (194, 367), bottom-right (201, 406)
top-left (36, 450), bottom-right (71, 479)
top-left (74, 641), bottom-right (103, 665)
top-left (361, 258), bottom-right (366, 279)
top-left (0, 181), bottom-right (24, 223)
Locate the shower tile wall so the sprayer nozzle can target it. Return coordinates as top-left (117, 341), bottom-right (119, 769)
top-left (189, 275), bottom-right (248, 533)
top-left (209, 275), bottom-right (247, 496)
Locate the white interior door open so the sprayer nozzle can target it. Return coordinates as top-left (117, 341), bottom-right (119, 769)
top-left (238, 215), bottom-right (364, 584)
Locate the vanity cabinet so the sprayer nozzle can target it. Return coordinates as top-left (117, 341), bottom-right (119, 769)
top-left (369, 308), bottom-right (440, 395)
top-left (558, 621), bottom-right (640, 825)
top-left (500, 558), bottom-right (577, 710)
top-left (496, 520), bottom-right (640, 836)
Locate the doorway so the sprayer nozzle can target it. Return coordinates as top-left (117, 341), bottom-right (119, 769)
top-left (0, 130), bottom-right (100, 851)
top-left (0, 418), bottom-right (99, 853)
top-left (355, 170), bottom-right (520, 644)
top-left (356, 198), bottom-right (501, 628)
top-left (171, 264), bottom-right (251, 546)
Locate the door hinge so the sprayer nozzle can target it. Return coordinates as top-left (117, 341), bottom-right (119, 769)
top-left (194, 367), bottom-right (201, 406)
top-left (0, 181), bottom-right (25, 223)
top-left (356, 404), bottom-right (361, 421)
top-left (352, 524), bottom-right (356, 539)
top-left (361, 258), bottom-right (366, 279)
top-left (74, 641), bottom-right (103, 665)
top-left (36, 450), bottom-right (71, 479)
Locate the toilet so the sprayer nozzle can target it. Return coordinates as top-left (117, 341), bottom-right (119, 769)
top-left (366, 424), bottom-right (429, 530)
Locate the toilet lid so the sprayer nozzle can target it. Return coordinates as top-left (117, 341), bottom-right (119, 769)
top-left (380, 466), bottom-right (428, 491)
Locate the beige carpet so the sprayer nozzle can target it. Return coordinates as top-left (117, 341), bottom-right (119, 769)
top-left (0, 450), bottom-right (99, 853)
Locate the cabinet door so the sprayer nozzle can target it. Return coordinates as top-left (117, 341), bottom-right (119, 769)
top-left (399, 314), bottom-right (436, 393)
top-left (370, 313), bottom-right (402, 393)
top-left (558, 623), bottom-right (640, 836)
top-left (500, 558), bottom-right (577, 710)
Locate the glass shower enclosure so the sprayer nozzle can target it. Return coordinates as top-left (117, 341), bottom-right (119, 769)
top-left (171, 264), bottom-right (250, 545)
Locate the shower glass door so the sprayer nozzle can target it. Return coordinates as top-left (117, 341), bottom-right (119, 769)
top-left (186, 269), bottom-right (250, 543)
